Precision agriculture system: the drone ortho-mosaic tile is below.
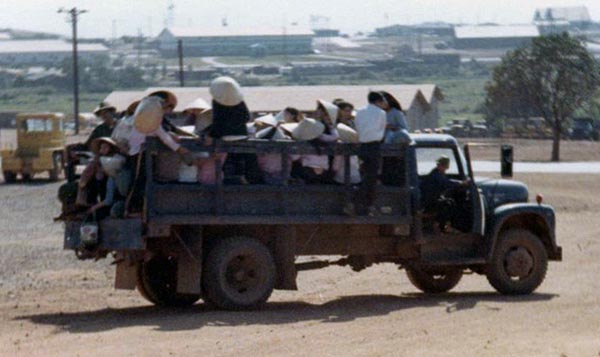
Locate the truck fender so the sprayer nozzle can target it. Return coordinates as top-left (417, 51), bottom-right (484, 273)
top-left (485, 203), bottom-right (561, 261)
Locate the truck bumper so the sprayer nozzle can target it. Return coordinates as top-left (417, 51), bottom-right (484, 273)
top-left (64, 218), bottom-right (144, 251)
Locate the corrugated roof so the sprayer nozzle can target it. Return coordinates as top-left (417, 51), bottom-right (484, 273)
top-left (164, 26), bottom-right (314, 38)
top-left (534, 6), bottom-right (591, 23)
top-left (0, 40), bottom-right (108, 54)
top-left (454, 25), bottom-right (539, 39)
top-left (102, 90), bottom-right (145, 112)
top-left (141, 85), bottom-right (441, 113)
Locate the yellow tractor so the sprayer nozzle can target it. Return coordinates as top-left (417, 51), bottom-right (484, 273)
top-left (1, 113), bottom-right (66, 183)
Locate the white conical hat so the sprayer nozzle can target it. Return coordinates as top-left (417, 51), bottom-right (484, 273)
top-left (100, 154), bottom-right (126, 178)
top-left (255, 126), bottom-right (291, 140)
top-left (210, 76), bottom-right (244, 106)
top-left (317, 99), bottom-right (339, 124)
top-left (183, 97), bottom-right (211, 113)
top-left (287, 118), bottom-right (324, 141)
top-left (133, 96), bottom-right (164, 134)
top-left (254, 113), bottom-right (278, 127)
top-left (336, 123), bottom-right (359, 143)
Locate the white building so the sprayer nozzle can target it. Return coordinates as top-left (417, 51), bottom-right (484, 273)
top-left (156, 26), bottom-right (314, 57)
top-left (0, 40), bottom-right (109, 66)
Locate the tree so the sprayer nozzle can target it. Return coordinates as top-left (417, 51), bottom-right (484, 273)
top-left (485, 33), bottom-right (600, 161)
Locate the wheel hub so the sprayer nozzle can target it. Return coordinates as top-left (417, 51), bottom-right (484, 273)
top-left (505, 247), bottom-right (534, 278)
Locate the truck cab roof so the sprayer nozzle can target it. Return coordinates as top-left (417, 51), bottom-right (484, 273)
top-left (410, 134), bottom-right (459, 147)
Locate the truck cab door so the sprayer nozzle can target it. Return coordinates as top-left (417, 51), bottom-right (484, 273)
top-left (463, 144), bottom-right (485, 236)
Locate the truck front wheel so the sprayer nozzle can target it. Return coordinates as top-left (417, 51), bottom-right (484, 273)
top-left (486, 229), bottom-right (548, 295)
top-left (203, 237), bottom-right (275, 310)
top-left (406, 265), bottom-right (463, 293)
top-left (137, 255), bottom-right (201, 307)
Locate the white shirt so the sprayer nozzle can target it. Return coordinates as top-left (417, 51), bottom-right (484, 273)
top-left (128, 126), bottom-right (181, 156)
top-left (354, 104), bottom-right (387, 143)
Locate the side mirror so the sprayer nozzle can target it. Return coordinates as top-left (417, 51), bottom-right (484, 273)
top-left (501, 145), bottom-right (513, 178)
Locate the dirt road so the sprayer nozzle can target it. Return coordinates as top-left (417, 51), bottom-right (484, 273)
top-left (0, 174), bottom-right (598, 356)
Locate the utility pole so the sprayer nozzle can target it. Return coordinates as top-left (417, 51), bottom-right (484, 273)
top-left (178, 39), bottom-right (184, 87)
top-left (58, 7), bottom-right (87, 135)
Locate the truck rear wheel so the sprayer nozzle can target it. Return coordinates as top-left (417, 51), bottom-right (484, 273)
top-left (137, 255), bottom-right (201, 307)
top-left (406, 265), bottom-right (463, 293)
top-left (3, 171), bottom-right (16, 184)
top-left (202, 237), bottom-right (275, 310)
top-left (486, 229), bottom-right (548, 295)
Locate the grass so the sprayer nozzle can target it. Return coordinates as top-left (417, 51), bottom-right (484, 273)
top-left (0, 88), bottom-right (109, 115)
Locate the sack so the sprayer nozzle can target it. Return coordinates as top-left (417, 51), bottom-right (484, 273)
top-left (111, 115), bottom-right (134, 149)
top-left (80, 214), bottom-right (99, 247)
top-left (178, 162), bottom-right (198, 183)
top-left (133, 96), bottom-right (163, 134)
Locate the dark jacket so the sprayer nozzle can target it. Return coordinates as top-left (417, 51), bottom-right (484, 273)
top-left (420, 167), bottom-right (460, 211)
top-left (209, 101), bottom-right (250, 138)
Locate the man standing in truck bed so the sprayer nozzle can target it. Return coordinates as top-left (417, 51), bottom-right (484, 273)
top-left (345, 91), bottom-right (387, 216)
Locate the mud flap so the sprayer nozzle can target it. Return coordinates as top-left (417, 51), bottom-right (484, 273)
top-left (274, 226), bottom-right (298, 290)
top-left (175, 226), bottom-right (203, 295)
top-left (115, 260), bottom-right (138, 290)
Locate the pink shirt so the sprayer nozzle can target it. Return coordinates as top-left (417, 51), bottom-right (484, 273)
top-left (258, 154), bottom-right (300, 175)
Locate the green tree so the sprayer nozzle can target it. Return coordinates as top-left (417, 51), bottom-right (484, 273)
top-left (485, 33), bottom-right (600, 161)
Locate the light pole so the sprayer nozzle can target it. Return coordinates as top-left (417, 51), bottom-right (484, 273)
top-left (58, 7), bottom-right (87, 135)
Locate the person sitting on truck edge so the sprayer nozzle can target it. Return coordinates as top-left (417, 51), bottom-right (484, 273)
top-left (420, 156), bottom-right (470, 233)
top-left (85, 103), bottom-right (119, 148)
top-left (86, 143), bottom-right (127, 220)
top-left (65, 102), bottom-right (118, 181)
top-left (75, 137), bottom-right (118, 209)
top-left (344, 91), bottom-right (387, 216)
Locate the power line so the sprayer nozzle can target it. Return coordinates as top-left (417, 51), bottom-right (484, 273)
top-left (58, 7), bottom-right (87, 135)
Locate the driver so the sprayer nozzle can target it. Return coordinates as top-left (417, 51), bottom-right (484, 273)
top-left (421, 156), bottom-right (470, 233)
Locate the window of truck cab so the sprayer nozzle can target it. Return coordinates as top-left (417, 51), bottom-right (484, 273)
top-left (415, 146), bottom-right (466, 180)
top-left (22, 118), bottom-right (53, 132)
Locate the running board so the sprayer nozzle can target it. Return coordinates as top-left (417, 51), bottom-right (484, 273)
top-left (421, 257), bottom-right (487, 266)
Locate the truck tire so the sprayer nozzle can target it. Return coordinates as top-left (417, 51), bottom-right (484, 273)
top-left (3, 171), bottom-right (16, 184)
top-left (137, 255), bottom-right (201, 307)
top-left (202, 237), bottom-right (275, 310)
top-left (486, 229), bottom-right (548, 295)
top-left (406, 265), bottom-right (463, 294)
top-left (49, 152), bottom-right (62, 181)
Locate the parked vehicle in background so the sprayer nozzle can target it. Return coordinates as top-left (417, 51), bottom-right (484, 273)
top-left (437, 119), bottom-right (488, 138)
top-left (570, 118), bottom-right (599, 141)
top-left (1, 113), bottom-right (65, 183)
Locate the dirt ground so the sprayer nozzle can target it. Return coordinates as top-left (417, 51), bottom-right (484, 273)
top-left (0, 172), bottom-right (598, 357)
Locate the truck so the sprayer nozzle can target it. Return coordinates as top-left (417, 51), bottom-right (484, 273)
top-left (59, 133), bottom-right (562, 310)
top-left (1, 113), bottom-right (65, 183)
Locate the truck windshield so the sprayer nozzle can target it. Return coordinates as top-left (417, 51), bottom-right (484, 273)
top-left (23, 118), bottom-right (52, 132)
top-left (415, 147), bottom-right (461, 176)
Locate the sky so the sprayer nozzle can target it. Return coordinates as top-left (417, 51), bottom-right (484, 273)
top-left (1, 0), bottom-right (600, 39)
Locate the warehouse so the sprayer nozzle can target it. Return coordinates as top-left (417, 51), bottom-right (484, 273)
top-left (156, 27), bottom-right (315, 57)
top-left (105, 84), bottom-right (443, 131)
top-left (453, 25), bottom-right (539, 49)
top-left (0, 40), bottom-right (108, 66)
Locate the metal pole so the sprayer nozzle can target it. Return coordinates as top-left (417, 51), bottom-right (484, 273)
top-left (178, 39), bottom-right (184, 87)
top-left (72, 9), bottom-right (80, 134)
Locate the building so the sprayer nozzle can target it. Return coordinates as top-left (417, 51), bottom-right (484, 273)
top-left (534, 6), bottom-right (592, 30)
top-left (453, 25), bottom-right (539, 49)
top-left (0, 40), bottom-right (109, 66)
top-left (101, 85), bottom-right (442, 131)
top-left (156, 27), bottom-right (315, 57)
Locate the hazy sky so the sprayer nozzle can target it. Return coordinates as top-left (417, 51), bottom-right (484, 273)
top-left (1, 0), bottom-right (600, 38)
